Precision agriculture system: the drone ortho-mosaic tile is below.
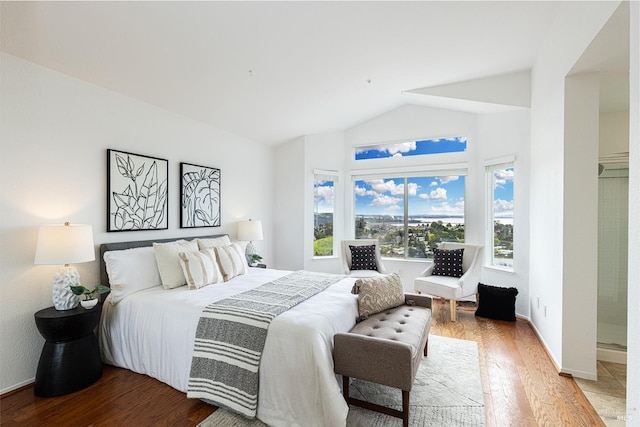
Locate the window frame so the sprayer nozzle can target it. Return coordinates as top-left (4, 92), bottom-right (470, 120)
top-left (351, 163), bottom-right (468, 260)
top-left (485, 157), bottom-right (515, 271)
top-left (353, 136), bottom-right (468, 161)
top-left (313, 170), bottom-right (339, 258)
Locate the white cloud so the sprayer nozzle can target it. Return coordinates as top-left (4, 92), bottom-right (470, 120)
top-left (355, 141), bottom-right (417, 155)
top-left (494, 169), bottom-right (514, 188)
top-left (419, 187), bottom-right (447, 200)
top-left (366, 179), bottom-right (403, 196)
top-left (429, 200), bottom-right (465, 216)
top-left (437, 176), bottom-right (460, 184)
top-left (364, 179), bottom-right (418, 197)
top-left (429, 181), bottom-right (438, 187)
top-left (315, 185), bottom-right (334, 205)
top-left (354, 185), bottom-right (367, 196)
top-left (371, 194), bottom-right (403, 206)
top-left (493, 198), bottom-right (513, 213)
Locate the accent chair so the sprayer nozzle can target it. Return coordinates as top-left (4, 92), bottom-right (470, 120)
top-left (341, 239), bottom-right (387, 278)
top-left (413, 242), bottom-right (483, 321)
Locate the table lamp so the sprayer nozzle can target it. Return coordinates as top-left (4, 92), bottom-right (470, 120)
top-left (238, 219), bottom-right (263, 257)
top-left (34, 222), bottom-right (95, 310)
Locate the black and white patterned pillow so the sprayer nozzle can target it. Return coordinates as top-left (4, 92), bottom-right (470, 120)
top-left (432, 248), bottom-right (464, 277)
top-left (349, 245), bottom-right (378, 271)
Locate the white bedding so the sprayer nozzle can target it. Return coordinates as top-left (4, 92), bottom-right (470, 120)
top-left (99, 267), bottom-right (358, 427)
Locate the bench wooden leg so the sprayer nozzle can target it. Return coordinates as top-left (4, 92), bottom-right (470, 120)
top-left (342, 376), bottom-right (410, 425)
top-left (342, 375), bottom-right (349, 399)
top-left (402, 390), bottom-right (410, 427)
top-left (423, 337), bottom-right (429, 356)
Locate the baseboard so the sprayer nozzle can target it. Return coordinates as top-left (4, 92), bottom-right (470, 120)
top-left (0, 378), bottom-right (34, 397)
top-left (524, 319), bottom-right (562, 374)
top-left (597, 347), bottom-right (627, 364)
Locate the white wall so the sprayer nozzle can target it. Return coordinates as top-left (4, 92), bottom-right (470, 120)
top-left (303, 132), bottom-right (345, 274)
top-left (626, 1), bottom-right (639, 421)
top-left (562, 72), bottom-right (600, 379)
top-left (274, 137), bottom-right (306, 270)
top-left (0, 54), bottom-right (275, 393)
top-left (477, 110), bottom-right (531, 317)
top-left (529, 1), bottom-right (620, 374)
top-left (599, 111), bottom-right (630, 157)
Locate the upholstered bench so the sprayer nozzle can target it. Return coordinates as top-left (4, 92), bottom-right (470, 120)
top-left (333, 292), bottom-right (433, 427)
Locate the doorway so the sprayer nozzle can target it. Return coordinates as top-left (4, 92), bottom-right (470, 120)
top-left (597, 164), bottom-right (628, 359)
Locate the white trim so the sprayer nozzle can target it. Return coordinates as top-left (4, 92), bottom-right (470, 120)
top-left (484, 155), bottom-right (516, 168)
top-left (313, 169), bottom-right (339, 181)
top-left (1, 377), bottom-right (34, 395)
top-left (350, 162), bottom-right (468, 180)
top-left (484, 265), bottom-right (517, 275)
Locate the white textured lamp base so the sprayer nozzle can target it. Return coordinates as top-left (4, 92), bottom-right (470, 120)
top-left (52, 266), bottom-right (80, 310)
top-left (245, 241), bottom-right (257, 256)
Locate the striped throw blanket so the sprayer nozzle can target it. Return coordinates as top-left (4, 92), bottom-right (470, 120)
top-left (187, 270), bottom-right (344, 418)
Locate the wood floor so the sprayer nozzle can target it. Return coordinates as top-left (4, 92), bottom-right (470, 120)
top-left (1, 298), bottom-right (602, 427)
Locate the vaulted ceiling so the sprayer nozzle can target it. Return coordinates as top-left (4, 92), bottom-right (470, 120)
top-left (0, 1), bottom-right (628, 145)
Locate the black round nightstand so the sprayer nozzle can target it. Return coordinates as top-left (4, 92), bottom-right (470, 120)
top-left (34, 303), bottom-right (103, 397)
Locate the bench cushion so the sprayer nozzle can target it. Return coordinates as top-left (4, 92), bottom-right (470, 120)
top-left (351, 305), bottom-right (431, 354)
top-left (334, 303), bottom-right (432, 391)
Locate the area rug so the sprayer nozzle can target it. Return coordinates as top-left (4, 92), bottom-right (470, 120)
top-left (198, 334), bottom-right (485, 427)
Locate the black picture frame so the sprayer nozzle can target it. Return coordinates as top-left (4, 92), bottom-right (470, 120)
top-left (107, 149), bottom-right (168, 232)
top-left (180, 162), bottom-right (221, 228)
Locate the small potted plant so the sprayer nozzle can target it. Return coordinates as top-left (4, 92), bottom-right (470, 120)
top-left (247, 253), bottom-right (263, 267)
top-left (70, 284), bottom-right (111, 309)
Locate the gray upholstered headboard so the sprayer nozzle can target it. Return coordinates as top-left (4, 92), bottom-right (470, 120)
top-left (99, 234), bottom-right (228, 287)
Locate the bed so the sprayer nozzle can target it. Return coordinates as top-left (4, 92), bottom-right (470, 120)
top-left (98, 234), bottom-right (358, 427)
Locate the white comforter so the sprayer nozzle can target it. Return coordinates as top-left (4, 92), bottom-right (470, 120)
top-left (99, 268), bottom-right (358, 427)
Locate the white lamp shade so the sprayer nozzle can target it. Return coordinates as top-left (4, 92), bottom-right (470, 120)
top-left (35, 223), bottom-right (95, 265)
top-left (237, 220), bottom-right (263, 242)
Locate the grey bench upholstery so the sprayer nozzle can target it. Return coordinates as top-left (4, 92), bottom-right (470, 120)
top-left (333, 293), bottom-right (433, 427)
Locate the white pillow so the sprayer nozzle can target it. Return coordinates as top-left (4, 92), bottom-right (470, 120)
top-left (153, 239), bottom-right (199, 289)
top-left (104, 246), bottom-right (162, 305)
top-left (179, 248), bottom-right (223, 289)
top-left (196, 236), bottom-right (231, 250)
top-left (214, 243), bottom-right (248, 281)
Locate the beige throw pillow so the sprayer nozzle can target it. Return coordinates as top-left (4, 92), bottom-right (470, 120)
top-left (153, 239), bottom-right (199, 289)
top-left (179, 248), bottom-right (223, 290)
top-left (353, 272), bottom-right (405, 319)
top-left (196, 236), bottom-right (231, 250)
top-left (214, 243), bottom-right (248, 281)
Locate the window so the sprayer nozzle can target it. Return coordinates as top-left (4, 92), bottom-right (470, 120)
top-left (314, 173), bottom-right (337, 256)
top-left (355, 137), bottom-right (467, 160)
top-left (487, 162), bottom-right (514, 269)
top-left (354, 173), bottom-right (465, 259)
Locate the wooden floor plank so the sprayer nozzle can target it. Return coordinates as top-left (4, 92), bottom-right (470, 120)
top-left (1, 298), bottom-right (602, 426)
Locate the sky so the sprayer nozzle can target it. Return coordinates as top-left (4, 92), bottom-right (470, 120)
top-left (314, 179), bottom-right (334, 214)
top-left (354, 137), bottom-right (467, 160)
top-left (493, 167), bottom-right (514, 219)
top-left (354, 176), bottom-right (466, 217)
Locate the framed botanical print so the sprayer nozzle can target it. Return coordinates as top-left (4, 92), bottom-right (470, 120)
top-left (180, 162), bottom-right (221, 228)
top-left (107, 149), bottom-right (168, 231)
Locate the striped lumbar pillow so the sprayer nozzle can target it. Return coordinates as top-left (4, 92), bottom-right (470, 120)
top-left (179, 248), bottom-right (223, 289)
top-left (214, 243), bottom-right (248, 281)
